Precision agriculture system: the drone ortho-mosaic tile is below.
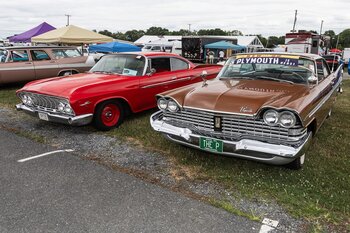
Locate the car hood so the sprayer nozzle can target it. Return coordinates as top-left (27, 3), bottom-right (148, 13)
top-left (165, 79), bottom-right (310, 115)
top-left (19, 72), bottom-right (126, 98)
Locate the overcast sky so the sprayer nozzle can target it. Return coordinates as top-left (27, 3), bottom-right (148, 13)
top-left (1, 0), bottom-right (349, 38)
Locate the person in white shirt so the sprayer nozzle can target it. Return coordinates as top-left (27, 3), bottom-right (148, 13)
top-left (219, 50), bottom-right (225, 62)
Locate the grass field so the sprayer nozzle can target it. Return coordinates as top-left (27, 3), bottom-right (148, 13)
top-left (107, 80), bottom-right (350, 230)
top-left (1, 80), bottom-right (349, 230)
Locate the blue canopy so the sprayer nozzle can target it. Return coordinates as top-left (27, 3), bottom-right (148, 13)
top-left (204, 41), bottom-right (246, 51)
top-left (89, 41), bottom-right (141, 53)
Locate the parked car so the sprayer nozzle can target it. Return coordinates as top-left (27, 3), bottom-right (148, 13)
top-left (16, 52), bottom-right (222, 130)
top-left (322, 54), bottom-right (343, 71)
top-left (0, 46), bottom-right (95, 85)
top-left (150, 52), bottom-right (343, 169)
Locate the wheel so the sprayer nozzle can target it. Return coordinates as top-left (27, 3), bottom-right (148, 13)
top-left (286, 154), bottom-right (305, 170)
top-left (93, 100), bottom-right (124, 131)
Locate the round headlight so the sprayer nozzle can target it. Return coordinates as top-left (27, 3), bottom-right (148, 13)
top-left (58, 102), bottom-right (65, 112)
top-left (157, 98), bottom-right (168, 110)
top-left (64, 106), bottom-right (72, 114)
top-left (263, 110), bottom-right (279, 126)
top-left (279, 111), bottom-right (296, 128)
top-left (26, 96), bottom-right (33, 106)
top-left (167, 100), bottom-right (179, 112)
top-left (22, 95), bottom-right (28, 104)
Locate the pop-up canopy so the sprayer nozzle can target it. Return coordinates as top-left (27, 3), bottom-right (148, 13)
top-left (89, 41), bottom-right (141, 53)
top-left (205, 41), bottom-right (246, 51)
top-left (31, 25), bottom-right (113, 44)
top-left (9, 22), bottom-right (55, 43)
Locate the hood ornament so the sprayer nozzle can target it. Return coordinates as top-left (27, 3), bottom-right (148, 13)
top-left (201, 70), bottom-right (208, 87)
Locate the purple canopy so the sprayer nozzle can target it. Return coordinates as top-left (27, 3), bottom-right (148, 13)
top-left (9, 22), bottom-right (55, 43)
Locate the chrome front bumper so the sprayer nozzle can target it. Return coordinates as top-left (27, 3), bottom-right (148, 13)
top-left (150, 111), bottom-right (312, 165)
top-left (16, 103), bottom-right (93, 126)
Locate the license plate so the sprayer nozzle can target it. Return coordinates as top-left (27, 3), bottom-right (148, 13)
top-left (38, 112), bottom-right (49, 121)
top-left (199, 137), bottom-right (223, 153)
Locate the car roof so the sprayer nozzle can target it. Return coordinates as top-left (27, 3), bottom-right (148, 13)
top-left (3, 46), bottom-right (77, 50)
top-left (236, 52), bottom-right (322, 60)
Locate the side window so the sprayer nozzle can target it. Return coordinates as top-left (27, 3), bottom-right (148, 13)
top-left (150, 58), bottom-right (171, 73)
top-left (316, 59), bottom-right (329, 81)
top-left (170, 58), bottom-right (189, 71)
top-left (31, 50), bottom-right (50, 61)
top-left (151, 46), bottom-right (161, 51)
top-left (9, 50), bottom-right (29, 62)
top-left (322, 60), bottom-right (330, 77)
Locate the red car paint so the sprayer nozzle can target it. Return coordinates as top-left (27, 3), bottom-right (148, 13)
top-left (16, 52), bottom-right (222, 129)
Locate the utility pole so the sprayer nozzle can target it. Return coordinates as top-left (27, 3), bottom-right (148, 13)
top-left (188, 24), bottom-right (191, 33)
top-left (319, 20), bottom-right (324, 35)
top-left (292, 10), bottom-right (297, 32)
top-left (65, 14), bottom-right (71, 26)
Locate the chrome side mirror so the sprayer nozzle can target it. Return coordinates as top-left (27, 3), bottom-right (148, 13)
top-left (308, 75), bottom-right (318, 86)
top-left (201, 70), bottom-right (208, 87)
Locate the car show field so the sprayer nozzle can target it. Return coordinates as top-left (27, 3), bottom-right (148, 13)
top-left (0, 75), bottom-right (349, 231)
top-left (2, 5), bottom-right (350, 231)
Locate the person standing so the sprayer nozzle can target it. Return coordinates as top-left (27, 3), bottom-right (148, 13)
top-left (208, 50), bottom-right (215, 64)
top-left (219, 50), bottom-right (225, 62)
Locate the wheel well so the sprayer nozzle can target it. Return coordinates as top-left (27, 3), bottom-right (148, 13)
top-left (58, 69), bottom-right (79, 76)
top-left (307, 119), bottom-right (317, 135)
top-left (95, 98), bottom-right (132, 116)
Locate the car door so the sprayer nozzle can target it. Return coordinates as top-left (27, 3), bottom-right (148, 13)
top-left (165, 57), bottom-right (196, 90)
top-left (138, 57), bottom-right (174, 110)
top-left (0, 49), bottom-right (36, 84)
top-left (30, 49), bottom-right (59, 79)
top-left (312, 59), bottom-right (334, 126)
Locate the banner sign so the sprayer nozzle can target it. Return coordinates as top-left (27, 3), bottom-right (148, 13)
top-left (232, 54), bottom-right (299, 66)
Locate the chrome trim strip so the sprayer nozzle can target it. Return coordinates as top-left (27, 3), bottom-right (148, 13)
top-left (150, 111), bottom-right (312, 165)
top-left (16, 103), bottom-right (93, 126)
top-left (141, 77), bottom-right (191, 89)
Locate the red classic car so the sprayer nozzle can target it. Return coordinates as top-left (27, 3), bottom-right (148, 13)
top-left (16, 52), bottom-right (222, 130)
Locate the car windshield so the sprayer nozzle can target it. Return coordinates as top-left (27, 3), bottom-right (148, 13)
top-left (218, 54), bottom-right (315, 85)
top-left (90, 54), bottom-right (146, 76)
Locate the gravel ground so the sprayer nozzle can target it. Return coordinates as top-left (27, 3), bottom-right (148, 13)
top-left (0, 106), bottom-right (307, 232)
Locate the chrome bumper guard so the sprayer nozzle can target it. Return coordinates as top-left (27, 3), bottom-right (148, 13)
top-left (16, 104), bottom-right (93, 126)
top-left (150, 111), bottom-right (312, 165)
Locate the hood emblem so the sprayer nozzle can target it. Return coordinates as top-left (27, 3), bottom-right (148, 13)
top-left (240, 106), bottom-right (253, 113)
top-left (214, 116), bottom-right (222, 131)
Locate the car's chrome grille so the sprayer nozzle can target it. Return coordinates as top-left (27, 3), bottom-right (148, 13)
top-left (18, 92), bottom-right (74, 115)
top-left (163, 108), bottom-right (306, 144)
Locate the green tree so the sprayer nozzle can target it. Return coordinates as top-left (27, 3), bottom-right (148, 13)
top-left (146, 27), bottom-right (170, 36)
top-left (338, 29), bottom-right (350, 49)
top-left (197, 28), bottom-right (227, 36)
top-left (98, 30), bottom-right (114, 38)
top-left (124, 30), bottom-right (145, 42)
top-left (266, 36), bottom-right (285, 48)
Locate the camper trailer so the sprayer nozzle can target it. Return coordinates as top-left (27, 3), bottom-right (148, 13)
top-left (285, 31), bottom-right (325, 55)
top-left (142, 40), bottom-right (182, 55)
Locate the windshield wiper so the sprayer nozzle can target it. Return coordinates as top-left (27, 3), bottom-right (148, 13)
top-left (91, 71), bottom-right (113, 74)
top-left (254, 76), bottom-right (294, 84)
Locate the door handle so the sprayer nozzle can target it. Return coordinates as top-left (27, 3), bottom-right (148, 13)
top-left (24, 62), bottom-right (32, 64)
top-left (49, 61), bottom-right (56, 63)
top-left (171, 76), bottom-right (177, 80)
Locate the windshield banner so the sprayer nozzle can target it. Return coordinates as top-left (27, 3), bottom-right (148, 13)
top-left (233, 54), bottom-right (299, 66)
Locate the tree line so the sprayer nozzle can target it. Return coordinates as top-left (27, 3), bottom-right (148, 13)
top-left (95, 27), bottom-right (350, 49)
